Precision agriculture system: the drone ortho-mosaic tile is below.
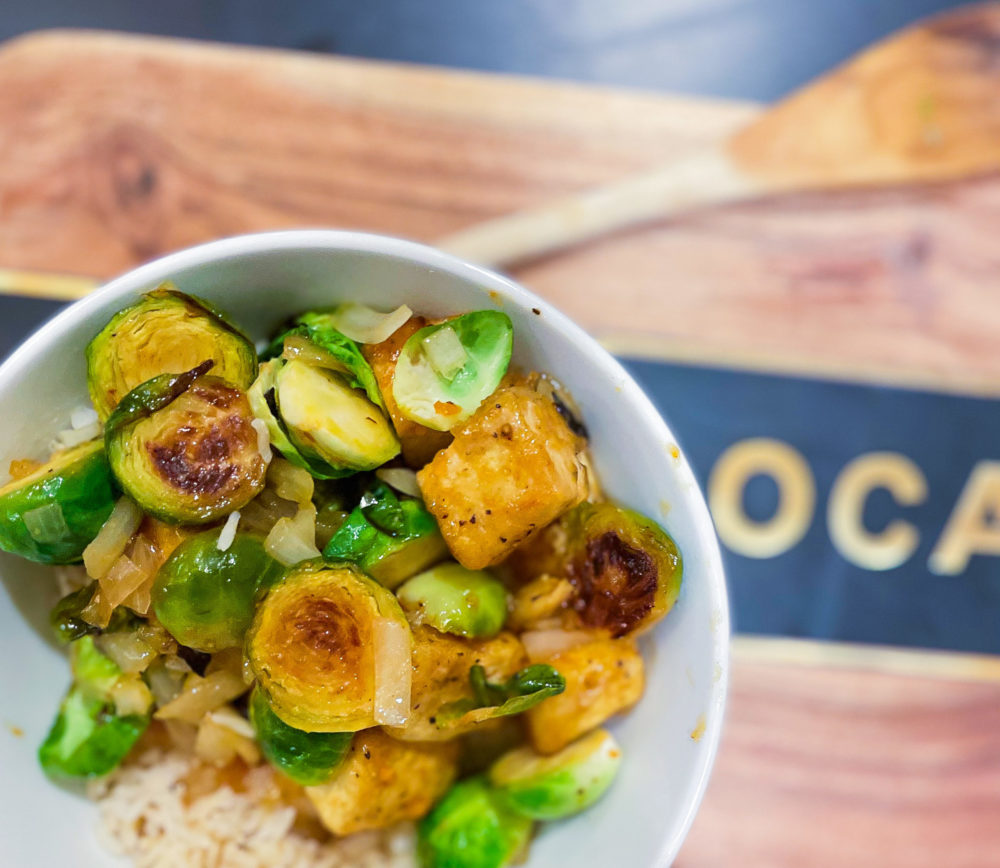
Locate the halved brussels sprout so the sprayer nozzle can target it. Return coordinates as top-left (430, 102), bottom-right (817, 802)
top-left (488, 728), bottom-right (621, 820)
top-left (105, 363), bottom-right (268, 524)
top-left (249, 358), bottom-right (399, 479)
top-left (265, 311), bottom-right (386, 409)
top-left (437, 664), bottom-right (565, 730)
top-left (153, 531), bottom-right (284, 652)
top-left (86, 286), bottom-right (257, 420)
top-left (322, 481), bottom-right (447, 588)
top-left (38, 686), bottom-right (148, 780)
top-left (393, 311), bottom-right (513, 432)
top-left (248, 687), bottom-right (352, 786)
top-left (562, 502), bottom-right (682, 637)
top-left (397, 563), bottom-right (509, 638)
top-left (418, 776), bottom-right (532, 868)
top-left (0, 439), bottom-right (116, 564)
top-left (247, 562), bottom-right (410, 732)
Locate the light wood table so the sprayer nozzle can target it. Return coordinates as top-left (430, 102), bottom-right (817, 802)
top-left (1, 31), bottom-right (998, 867)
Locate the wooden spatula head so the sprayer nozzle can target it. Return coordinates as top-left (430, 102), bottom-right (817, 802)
top-left (730, 3), bottom-right (1000, 187)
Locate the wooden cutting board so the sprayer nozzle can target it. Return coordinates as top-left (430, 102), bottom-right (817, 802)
top-left (1, 30), bottom-right (999, 868)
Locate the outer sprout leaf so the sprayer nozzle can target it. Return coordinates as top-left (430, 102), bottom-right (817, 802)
top-left (437, 664), bottom-right (565, 729)
top-left (322, 482), bottom-right (447, 589)
top-left (50, 584), bottom-right (100, 644)
top-left (38, 686), bottom-right (148, 779)
top-left (249, 688), bottom-right (352, 786)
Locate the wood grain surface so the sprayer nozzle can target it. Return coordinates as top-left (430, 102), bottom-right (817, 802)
top-left (5, 31), bottom-right (1000, 397)
top-left (681, 640), bottom-right (1000, 868)
top-left (1, 29), bottom-right (999, 867)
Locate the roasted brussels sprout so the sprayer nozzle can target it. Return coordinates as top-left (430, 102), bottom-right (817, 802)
top-left (306, 728), bottom-right (458, 835)
top-left (384, 626), bottom-right (527, 743)
top-left (86, 286), bottom-right (257, 420)
top-left (249, 357), bottom-right (399, 478)
top-left (397, 563), bottom-right (509, 638)
top-left (153, 531), bottom-right (284, 652)
top-left (265, 310), bottom-right (387, 408)
top-left (417, 385), bottom-right (587, 569)
top-left (248, 687), bottom-right (352, 786)
top-left (247, 562), bottom-right (410, 731)
top-left (322, 481), bottom-right (447, 589)
top-left (392, 311), bottom-right (513, 432)
top-left (562, 502), bottom-right (682, 637)
top-left (488, 728), bottom-right (621, 820)
top-left (418, 776), bottom-right (532, 868)
top-left (361, 316), bottom-right (454, 467)
top-left (38, 686), bottom-right (148, 780)
top-left (105, 363), bottom-right (267, 524)
top-left (437, 664), bottom-right (565, 730)
top-left (0, 439), bottom-right (116, 564)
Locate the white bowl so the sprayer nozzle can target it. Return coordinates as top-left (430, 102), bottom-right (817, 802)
top-left (0, 231), bottom-right (728, 867)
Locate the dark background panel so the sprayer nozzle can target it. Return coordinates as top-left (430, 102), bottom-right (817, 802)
top-left (0, 0), bottom-right (973, 101)
top-left (624, 358), bottom-right (1000, 654)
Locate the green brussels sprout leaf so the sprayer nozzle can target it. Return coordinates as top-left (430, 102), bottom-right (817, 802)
top-left (71, 635), bottom-right (123, 701)
top-left (153, 531), bottom-right (285, 652)
top-left (397, 563), bottom-right (509, 638)
top-left (418, 776), bottom-right (532, 868)
top-left (0, 439), bottom-right (117, 564)
top-left (38, 686), bottom-right (148, 780)
top-left (436, 664), bottom-right (565, 730)
top-left (322, 481), bottom-right (447, 588)
top-left (393, 311), bottom-right (513, 432)
top-left (488, 728), bottom-right (622, 820)
top-left (249, 688), bottom-right (352, 786)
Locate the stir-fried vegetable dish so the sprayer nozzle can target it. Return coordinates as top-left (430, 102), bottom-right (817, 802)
top-left (5, 284), bottom-right (684, 868)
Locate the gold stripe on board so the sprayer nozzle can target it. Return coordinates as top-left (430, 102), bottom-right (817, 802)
top-left (598, 332), bottom-right (1000, 401)
top-left (0, 268), bottom-right (100, 302)
top-left (733, 635), bottom-right (1000, 683)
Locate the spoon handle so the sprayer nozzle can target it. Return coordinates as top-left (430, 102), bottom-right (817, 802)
top-left (438, 147), bottom-right (765, 269)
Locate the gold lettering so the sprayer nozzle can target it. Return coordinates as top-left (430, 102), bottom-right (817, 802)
top-left (827, 453), bottom-right (926, 571)
top-left (929, 461), bottom-right (1000, 575)
top-left (708, 438), bottom-right (815, 558)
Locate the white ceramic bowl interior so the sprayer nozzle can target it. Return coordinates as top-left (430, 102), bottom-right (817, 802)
top-left (0, 231), bottom-right (728, 867)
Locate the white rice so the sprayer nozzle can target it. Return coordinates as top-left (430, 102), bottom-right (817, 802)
top-left (89, 750), bottom-right (417, 868)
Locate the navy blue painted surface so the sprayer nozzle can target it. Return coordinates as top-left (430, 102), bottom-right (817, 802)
top-left (0, 0), bottom-right (975, 102)
top-left (623, 357), bottom-right (1000, 654)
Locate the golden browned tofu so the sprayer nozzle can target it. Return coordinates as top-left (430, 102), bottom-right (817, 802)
top-left (362, 317), bottom-right (453, 467)
top-left (306, 728), bottom-right (458, 835)
top-left (384, 626), bottom-right (527, 742)
top-left (417, 386), bottom-right (587, 569)
top-left (526, 637), bottom-right (644, 754)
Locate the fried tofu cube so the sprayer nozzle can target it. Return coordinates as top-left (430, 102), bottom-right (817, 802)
top-left (384, 626), bottom-right (528, 742)
top-left (306, 728), bottom-right (458, 835)
top-left (417, 386), bottom-right (587, 569)
top-left (362, 316), bottom-right (453, 467)
top-left (526, 637), bottom-right (644, 754)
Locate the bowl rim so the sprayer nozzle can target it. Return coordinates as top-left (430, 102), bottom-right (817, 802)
top-left (0, 229), bottom-right (730, 866)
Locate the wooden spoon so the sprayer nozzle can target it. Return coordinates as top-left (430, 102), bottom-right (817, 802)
top-left (439, 3), bottom-right (1000, 267)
